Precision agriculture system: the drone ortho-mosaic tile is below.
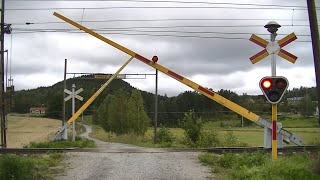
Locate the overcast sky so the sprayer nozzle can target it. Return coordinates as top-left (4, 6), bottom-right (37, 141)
top-left (4, 0), bottom-right (320, 96)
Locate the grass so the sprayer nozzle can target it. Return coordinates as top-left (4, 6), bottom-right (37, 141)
top-left (89, 125), bottom-right (168, 147)
top-left (82, 114), bottom-right (320, 147)
top-left (6, 115), bottom-right (62, 148)
top-left (278, 114), bottom-right (320, 128)
top-left (199, 151), bottom-right (320, 180)
top-left (25, 136), bottom-right (96, 148)
top-left (0, 153), bottom-right (64, 180)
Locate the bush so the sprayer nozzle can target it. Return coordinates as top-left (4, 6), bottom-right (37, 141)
top-left (199, 152), bottom-right (320, 180)
top-left (198, 130), bottom-right (221, 147)
top-left (0, 154), bottom-right (63, 180)
top-left (157, 125), bottom-right (174, 144)
top-left (223, 131), bottom-right (238, 147)
top-left (180, 110), bottom-right (203, 147)
top-left (199, 153), bottom-right (218, 165)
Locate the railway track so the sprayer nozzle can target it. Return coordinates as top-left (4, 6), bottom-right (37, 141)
top-left (0, 148), bottom-right (75, 154)
top-left (0, 146), bottom-right (318, 154)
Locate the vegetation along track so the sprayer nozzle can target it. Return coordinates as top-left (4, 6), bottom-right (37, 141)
top-left (1, 146), bottom-right (317, 154)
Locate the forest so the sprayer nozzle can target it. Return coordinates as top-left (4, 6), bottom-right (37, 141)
top-left (11, 75), bottom-right (318, 127)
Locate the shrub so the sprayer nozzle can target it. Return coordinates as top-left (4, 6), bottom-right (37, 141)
top-left (199, 152), bottom-right (320, 180)
top-left (180, 110), bottom-right (203, 147)
top-left (198, 130), bottom-right (221, 147)
top-left (223, 131), bottom-right (238, 147)
top-left (0, 154), bottom-right (63, 180)
top-left (218, 153), bottom-right (238, 168)
top-left (157, 125), bottom-right (174, 144)
top-left (25, 137), bottom-right (95, 148)
top-left (199, 153), bottom-right (219, 165)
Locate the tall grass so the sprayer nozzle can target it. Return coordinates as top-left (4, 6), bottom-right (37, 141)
top-left (199, 151), bottom-right (320, 180)
top-left (0, 153), bottom-right (63, 180)
top-left (25, 137), bottom-right (95, 148)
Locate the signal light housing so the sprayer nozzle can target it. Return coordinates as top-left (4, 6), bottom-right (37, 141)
top-left (259, 76), bottom-right (289, 104)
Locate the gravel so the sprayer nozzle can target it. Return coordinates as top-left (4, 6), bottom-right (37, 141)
top-left (55, 124), bottom-right (212, 180)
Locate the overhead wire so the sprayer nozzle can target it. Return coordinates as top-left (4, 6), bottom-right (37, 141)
top-left (5, 6), bottom-right (311, 11)
top-left (6, 1), bottom-right (314, 42)
top-left (7, 0), bottom-right (311, 9)
top-left (6, 0), bottom-right (319, 11)
top-left (11, 29), bottom-right (311, 42)
top-left (12, 28), bottom-right (311, 37)
top-left (11, 18), bottom-right (313, 26)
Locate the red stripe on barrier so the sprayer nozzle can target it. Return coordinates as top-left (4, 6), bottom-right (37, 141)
top-left (135, 54), bottom-right (150, 64)
top-left (272, 121), bottom-right (277, 140)
top-left (250, 49), bottom-right (268, 61)
top-left (279, 49), bottom-right (297, 60)
top-left (279, 35), bottom-right (297, 48)
top-left (198, 86), bottom-right (215, 97)
top-left (168, 70), bottom-right (183, 81)
top-left (250, 37), bottom-right (267, 48)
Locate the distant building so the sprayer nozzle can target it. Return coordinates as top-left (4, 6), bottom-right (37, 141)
top-left (287, 97), bottom-right (303, 103)
top-left (30, 107), bottom-right (47, 115)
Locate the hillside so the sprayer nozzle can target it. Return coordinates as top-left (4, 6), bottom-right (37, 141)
top-left (13, 75), bottom-right (157, 119)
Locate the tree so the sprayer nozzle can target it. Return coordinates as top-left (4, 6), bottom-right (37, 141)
top-left (107, 89), bottom-right (129, 135)
top-left (95, 95), bottom-right (112, 131)
top-left (299, 93), bottom-right (316, 117)
top-left (46, 91), bottom-right (63, 119)
top-left (127, 90), bottom-right (150, 135)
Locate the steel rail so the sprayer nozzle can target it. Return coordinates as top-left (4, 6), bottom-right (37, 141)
top-left (0, 148), bottom-right (75, 154)
top-left (1, 146), bottom-right (318, 154)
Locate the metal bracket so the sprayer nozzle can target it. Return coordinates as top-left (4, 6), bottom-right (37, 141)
top-left (257, 117), bottom-right (303, 145)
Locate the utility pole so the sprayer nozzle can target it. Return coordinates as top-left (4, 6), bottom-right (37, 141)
top-left (306, 0), bottom-right (320, 125)
top-left (152, 56), bottom-right (158, 144)
top-left (0, 0), bottom-right (6, 148)
top-left (62, 59), bottom-right (67, 140)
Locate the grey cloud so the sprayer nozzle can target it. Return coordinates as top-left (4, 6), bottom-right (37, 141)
top-left (5, 0), bottom-right (318, 94)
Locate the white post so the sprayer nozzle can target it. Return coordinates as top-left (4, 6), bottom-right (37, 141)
top-left (72, 84), bottom-right (76, 141)
top-left (271, 33), bottom-right (277, 77)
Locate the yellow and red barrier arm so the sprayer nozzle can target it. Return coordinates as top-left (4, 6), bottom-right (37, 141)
top-left (52, 12), bottom-right (303, 145)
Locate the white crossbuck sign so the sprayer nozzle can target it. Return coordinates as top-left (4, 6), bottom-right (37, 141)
top-left (64, 88), bottom-right (84, 102)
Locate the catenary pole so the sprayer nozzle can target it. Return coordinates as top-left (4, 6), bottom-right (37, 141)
top-left (0, 0), bottom-right (6, 148)
top-left (306, 0), bottom-right (320, 125)
top-left (62, 59), bottom-right (67, 139)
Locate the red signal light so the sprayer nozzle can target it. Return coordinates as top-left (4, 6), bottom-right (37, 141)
top-left (152, 56), bottom-right (158, 63)
top-left (262, 79), bottom-right (272, 89)
top-left (259, 76), bottom-right (289, 104)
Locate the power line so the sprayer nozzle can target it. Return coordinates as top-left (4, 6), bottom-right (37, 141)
top-left (11, 18), bottom-right (312, 26)
top-left (12, 24), bottom-right (311, 32)
top-left (11, 30), bottom-right (312, 42)
top-left (6, 6), bottom-right (311, 11)
top-left (6, 0), bottom-right (318, 10)
top-left (12, 28), bottom-right (311, 37)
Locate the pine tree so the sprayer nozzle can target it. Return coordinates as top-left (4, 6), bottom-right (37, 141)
top-left (127, 90), bottom-right (150, 135)
top-left (108, 89), bottom-right (129, 135)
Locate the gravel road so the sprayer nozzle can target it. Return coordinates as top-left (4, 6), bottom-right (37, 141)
top-left (55, 124), bottom-right (212, 180)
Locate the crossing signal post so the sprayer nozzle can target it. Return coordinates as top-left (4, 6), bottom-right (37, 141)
top-left (250, 21), bottom-right (298, 160)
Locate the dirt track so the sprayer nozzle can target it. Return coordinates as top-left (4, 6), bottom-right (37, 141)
top-left (55, 124), bottom-right (212, 180)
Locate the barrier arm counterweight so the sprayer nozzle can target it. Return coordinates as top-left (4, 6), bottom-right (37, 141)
top-left (53, 12), bottom-right (303, 145)
top-left (52, 56), bottom-right (134, 140)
